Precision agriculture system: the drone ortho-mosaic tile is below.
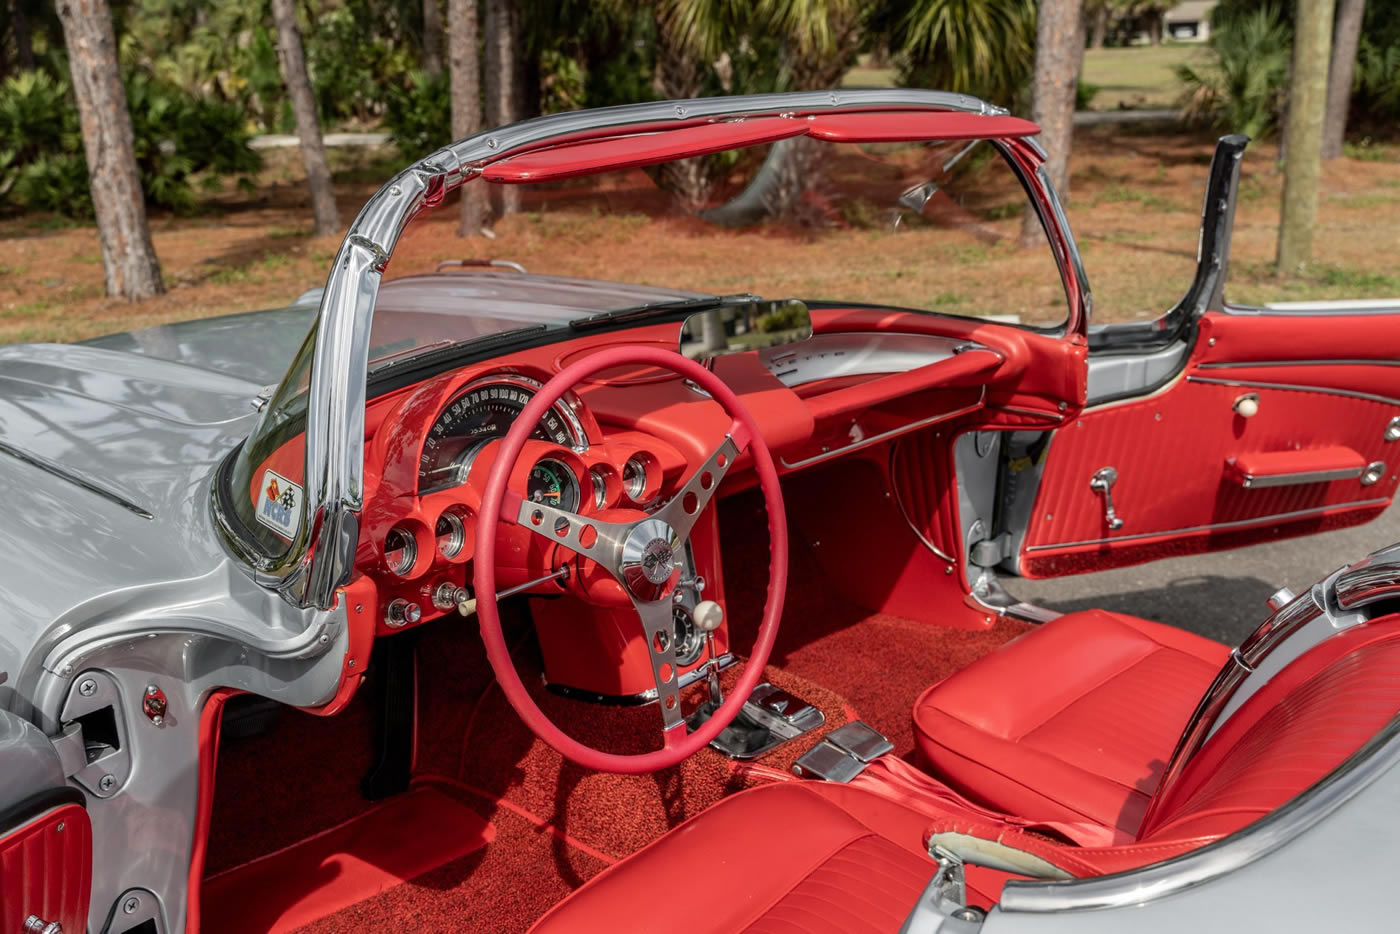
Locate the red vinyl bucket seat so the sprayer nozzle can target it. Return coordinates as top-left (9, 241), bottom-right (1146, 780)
top-left (531, 614), bottom-right (1400, 933)
top-left (912, 609), bottom-right (1229, 838)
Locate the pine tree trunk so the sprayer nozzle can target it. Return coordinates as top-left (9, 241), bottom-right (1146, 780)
top-left (448, 0), bottom-right (487, 236)
top-left (1321, 0), bottom-right (1365, 160)
top-left (1090, 3), bottom-right (1109, 49)
top-left (11, 0), bottom-right (35, 70)
top-left (484, 0), bottom-right (522, 217)
top-left (1277, 0), bottom-right (1334, 277)
top-left (423, 0), bottom-right (444, 78)
top-left (1020, 0), bottom-right (1084, 249)
top-left (56, 0), bottom-right (164, 300)
top-left (270, 0), bottom-right (340, 237)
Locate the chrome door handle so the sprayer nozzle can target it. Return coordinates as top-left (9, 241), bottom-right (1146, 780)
top-left (1089, 467), bottom-right (1125, 531)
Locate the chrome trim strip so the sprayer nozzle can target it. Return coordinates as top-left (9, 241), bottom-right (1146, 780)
top-left (1336, 543), bottom-right (1400, 611)
top-left (889, 440), bottom-right (956, 563)
top-left (779, 389), bottom-right (986, 471)
top-left (0, 439), bottom-right (154, 520)
top-left (1224, 300), bottom-right (1400, 316)
top-left (1199, 359), bottom-right (1400, 369)
top-left (1187, 375), bottom-right (1400, 408)
top-left (1000, 710), bottom-right (1400, 912)
top-left (1236, 465), bottom-right (1364, 488)
top-left (1024, 498), bottom-right (1391, 551)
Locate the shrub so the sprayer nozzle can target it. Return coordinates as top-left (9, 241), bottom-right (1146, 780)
top-left (0, 66), bottom-right (261, 217)
top-left (1176, 5), bottom-right (1290, 139)
top-left (383, 69), bottom-right (453, 156)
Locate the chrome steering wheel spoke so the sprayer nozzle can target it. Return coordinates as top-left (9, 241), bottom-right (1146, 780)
top-left (652, 433), bottom-right (743, 543)
top-left (511, 491), bottom-right (634, 574)
top-left (635, 598), bottom-right (687, 733)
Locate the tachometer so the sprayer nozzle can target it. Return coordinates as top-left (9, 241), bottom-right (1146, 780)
top-left (419, 377), bottom-right (582, 493)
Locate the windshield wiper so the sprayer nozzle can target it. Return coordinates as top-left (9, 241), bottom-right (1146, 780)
top-left (568, 293), bottom-right (760, 331)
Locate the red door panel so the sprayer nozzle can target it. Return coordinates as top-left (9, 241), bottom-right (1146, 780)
top-left (1019, 310), bottom-right (1400, 578)
top-left (0, 801), bottom-right (91, 934)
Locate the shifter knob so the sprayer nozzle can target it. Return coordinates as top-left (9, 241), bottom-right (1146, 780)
top-left (693, 600), bottom-right (724, 632)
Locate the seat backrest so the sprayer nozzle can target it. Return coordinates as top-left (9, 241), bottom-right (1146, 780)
top-left (1138, 614), bottom-right (1400, 843)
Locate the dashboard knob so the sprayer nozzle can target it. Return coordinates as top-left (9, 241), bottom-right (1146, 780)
top-left (385, 598), bottom-right (422, 628)
top-left (1266, 587), bottom-right (1297, 611)
top-left (693, 600), bottom-right (724, 632)
top-left (1233, 393), bottom-right (1260, 418)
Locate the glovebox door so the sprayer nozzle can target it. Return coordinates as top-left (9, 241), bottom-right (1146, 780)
top-left (1016, 306), bottom-right (1400, 577)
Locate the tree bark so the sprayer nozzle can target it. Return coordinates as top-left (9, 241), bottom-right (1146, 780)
top-left (1321, 0), bottom-right (1364, 160)
top-left (651, 15), bottom-right (711, 212)
top-left (1277, 0), bottom-right (1334, 277)
top-left (270, 0), bottom-right (340, 237)
top-left (448, 0), bottom-right (487, 236)
top-left (422, 0), bottom-right (444, 78)
top-left (11, 0), bottom-right (34, 70)
top-left (1090, 2), bottom-right (1109, 48)
top-left (484, 0), bottom-right (522, 217)
top-left (55, 0), bottom-right (164, 300)
top-left (1020, 0), bottom-right (1084, 249)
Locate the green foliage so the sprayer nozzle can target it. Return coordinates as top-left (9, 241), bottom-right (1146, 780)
top-left (1076, 80), bottom-right (1101, 110)
top-left (383, 69), bottom-right (453, 155)
top-left (0, 66), bottom-right (261, 217)
top-left (879, 0), bottom-right (1037, 108)
top-left (1176, 5), bottom-right (1290, 139)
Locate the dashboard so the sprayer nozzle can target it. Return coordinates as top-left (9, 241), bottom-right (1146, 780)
top-left (332, 303), bottom-right (1085, 702)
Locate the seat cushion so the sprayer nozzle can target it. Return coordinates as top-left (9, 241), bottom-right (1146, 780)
top-left (529, 781), bottom-right (1016, 934)
top-left (912, 609), bottom-right (1228, 838)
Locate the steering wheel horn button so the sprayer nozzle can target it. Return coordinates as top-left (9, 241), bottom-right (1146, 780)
top-left (621, 519), bottom-right (683, 601)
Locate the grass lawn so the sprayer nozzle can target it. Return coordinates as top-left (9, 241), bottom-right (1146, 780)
top-left (1081, 43), bottom-right (1209, 110)
top-left (2, 129), bottom-right (1398, 348)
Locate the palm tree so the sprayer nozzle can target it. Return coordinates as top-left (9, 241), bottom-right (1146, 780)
top-left (884, 0), bottom-right (1037, 108)
top-left (448, 0), bottom-right (488, 235)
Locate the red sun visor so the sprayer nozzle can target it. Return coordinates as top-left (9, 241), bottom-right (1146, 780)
top-left (482, 111), bottom-right (1041, 184)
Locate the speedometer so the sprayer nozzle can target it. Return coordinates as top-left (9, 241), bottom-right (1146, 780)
top-left (418, 377), bottom-right (582, 493)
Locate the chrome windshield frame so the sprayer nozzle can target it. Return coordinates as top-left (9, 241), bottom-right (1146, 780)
top-left (216, 88), bottom-right (1091, 610)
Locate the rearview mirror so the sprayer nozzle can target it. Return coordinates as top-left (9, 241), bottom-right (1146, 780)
top-left (679, 299), bottom-right (812, 363)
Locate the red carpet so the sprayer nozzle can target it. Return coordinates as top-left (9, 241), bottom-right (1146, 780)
top-left (203, 787), bottom-right (493, 934)
top-left (203, 493), bottom-right (1030, 932)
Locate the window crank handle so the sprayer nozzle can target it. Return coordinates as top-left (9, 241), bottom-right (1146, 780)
top-left (1089, 466), bottom-right (1125, 531)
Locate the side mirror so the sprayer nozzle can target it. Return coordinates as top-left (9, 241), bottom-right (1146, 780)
top-left (679, 299), bottom-right (812, 363)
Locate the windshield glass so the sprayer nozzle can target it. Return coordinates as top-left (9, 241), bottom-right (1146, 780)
top-left (225, 132), bottom-right (1073, 560)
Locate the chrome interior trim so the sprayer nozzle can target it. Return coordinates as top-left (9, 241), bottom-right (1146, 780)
top-left (1000, 711), bottom-right (1400, 913)
top-left (1198, 358), bottom-right (1400, 369)
top-left (1226, 299), bottom-right (1400, 315)
top-left (1024, 498), bottom-right (1392, 552)
top-left (1187, 375), bottom-right (1400, 408)
top-left (1235, 465), bottom-right (1365, 488)
top-left (0, 439), bottom-right (154, 520)
top-left (545, 653), bottom-right (736, 707)
top-left (1336, 543), bottom-right (1400, 610)
top-left (779, 389), bottom-right (986, 471)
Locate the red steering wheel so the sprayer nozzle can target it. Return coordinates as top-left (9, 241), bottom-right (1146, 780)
top-left (474, 345), bottom-right (788, 774)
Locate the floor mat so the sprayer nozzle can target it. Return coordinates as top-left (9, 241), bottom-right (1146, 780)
top-left (293, 782), bottom-right (611, 934)
top-left (203, 787), bottom-right (493, 934)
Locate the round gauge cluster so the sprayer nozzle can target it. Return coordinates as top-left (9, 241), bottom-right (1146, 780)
top-left (527, 458), bottom-right (581, 513)
top-left (419, 378), bottom-right (582, 494)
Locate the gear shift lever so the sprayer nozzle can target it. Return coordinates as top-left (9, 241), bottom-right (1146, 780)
top-left (693, 599), bottom-right (725, 705)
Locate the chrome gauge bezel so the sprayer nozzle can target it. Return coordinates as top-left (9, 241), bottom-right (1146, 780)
top-left (384, 525), bottom-right (418, 576)
top-left (528, 457), bottom-right (582, 514)
top-left (435, 510), bottom-right (467, 559)
top-left (418, 375), bottom-right (589, 494)
top-left (621, 456), bottom-right (648, 501)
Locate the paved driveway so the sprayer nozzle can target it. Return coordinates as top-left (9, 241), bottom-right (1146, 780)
top-left (1011, 506), bottom-right (1400, 645)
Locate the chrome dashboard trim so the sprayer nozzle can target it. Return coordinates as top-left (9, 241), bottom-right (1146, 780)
top-left (0, 439), bottom-right (154, 520)
top-left (1187, 375), bottom-right (1400, 408)
top-left (778, 388), bottom-right (986, 471)
top-left (1023, 498), bottom-right (1392, 552)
